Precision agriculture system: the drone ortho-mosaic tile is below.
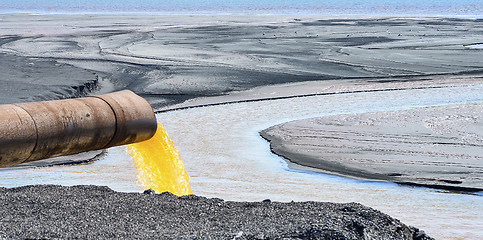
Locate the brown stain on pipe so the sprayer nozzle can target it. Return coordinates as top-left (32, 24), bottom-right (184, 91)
top-left (0, 90), bottom-right (157, 167)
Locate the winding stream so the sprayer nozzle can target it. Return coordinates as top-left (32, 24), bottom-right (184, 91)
top-left (158, 85), bottom-right (483, 240)
top-left (0, 85), bottom-right (482, 239)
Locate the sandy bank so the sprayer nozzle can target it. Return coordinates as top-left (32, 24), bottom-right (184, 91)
top-left (261, 103), bottom-right (483, 192)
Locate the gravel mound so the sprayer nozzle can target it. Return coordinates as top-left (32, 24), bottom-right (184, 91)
top-left (0, 185), bottom-right (432, 239)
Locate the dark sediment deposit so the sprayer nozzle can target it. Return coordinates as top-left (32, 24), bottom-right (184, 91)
top-left (0, 53), bottom-right (99, 104)
top-left (1, 16), bottom-right (483, 108)
top-left (0, 185), bottom-right (433, 239)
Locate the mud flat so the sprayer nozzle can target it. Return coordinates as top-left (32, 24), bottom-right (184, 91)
top-left (1, 15), bottom-right (483, 109)
top-left (261, 103), bottom-right (483, 192)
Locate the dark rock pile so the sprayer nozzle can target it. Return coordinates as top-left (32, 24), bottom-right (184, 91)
top-left (0, 185), bottom-right (432, 239)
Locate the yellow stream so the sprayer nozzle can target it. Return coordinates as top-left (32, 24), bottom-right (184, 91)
top-left (127, 123), bottom-right (192, 196)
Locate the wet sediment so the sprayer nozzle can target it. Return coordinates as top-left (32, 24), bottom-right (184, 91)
top-left (1, 16), bottom-right (482, 108)
top-left (261, 103), bottom-right (483, 193)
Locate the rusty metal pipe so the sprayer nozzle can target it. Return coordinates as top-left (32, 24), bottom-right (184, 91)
top-left (0, 90), bottom-right (157, 167)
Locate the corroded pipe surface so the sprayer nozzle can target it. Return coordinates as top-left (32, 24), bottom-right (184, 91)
top-left (0, 90), bottom-right (157, 167)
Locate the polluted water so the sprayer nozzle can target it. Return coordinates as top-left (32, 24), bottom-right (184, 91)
top-left (127, 123), bottom-right (192, 196)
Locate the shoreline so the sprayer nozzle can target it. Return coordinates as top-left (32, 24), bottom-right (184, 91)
top-left (2, 12), bottom-right (483, 17)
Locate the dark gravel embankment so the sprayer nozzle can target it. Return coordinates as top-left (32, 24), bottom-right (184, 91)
top-left (0, 185), bottom-right (432, 239)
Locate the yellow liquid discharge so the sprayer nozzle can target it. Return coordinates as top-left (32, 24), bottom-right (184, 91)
top-left (127, 123), bottom-right (192, 196)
